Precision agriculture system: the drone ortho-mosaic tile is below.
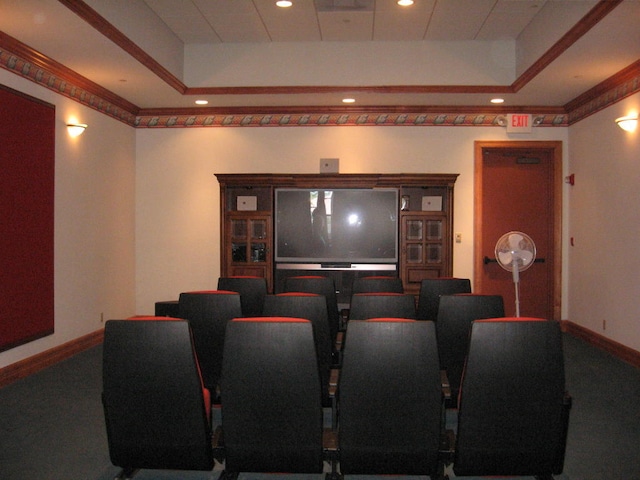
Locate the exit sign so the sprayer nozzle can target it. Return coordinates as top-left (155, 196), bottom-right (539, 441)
top-left (506, 114), bottom-right (533, 133)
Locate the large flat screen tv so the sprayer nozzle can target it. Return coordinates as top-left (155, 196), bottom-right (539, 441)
top-left (275, 188), bottom-right (398, 265)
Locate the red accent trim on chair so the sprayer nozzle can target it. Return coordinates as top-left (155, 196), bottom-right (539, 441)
top-left (127, 315), bottom-right (182, 321)
top-left (184, 290), bottom-right (239, 295)
top-left (232, 317), bottom-right (310, 323)
top-left (476, 317), bottom-right (546, 322)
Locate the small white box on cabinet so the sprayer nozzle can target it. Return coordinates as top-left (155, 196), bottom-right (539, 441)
top-left (422, 196), bottom-right (442, 211)
top-left (237, 196), bottom-right (257, 211)
top-left (320, 158), bottom-right (339, 173)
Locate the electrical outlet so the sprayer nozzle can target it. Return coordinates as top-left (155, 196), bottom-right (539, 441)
top-left (455, 233), bottom-right (462, 243)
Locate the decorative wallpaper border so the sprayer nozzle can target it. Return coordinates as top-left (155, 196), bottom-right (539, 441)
top-left (134, 112), bottom-right (568, 128)
top-left (568, 73), bottom-right (640, 124)
top-left (0, 48), bottom-right (137, 126)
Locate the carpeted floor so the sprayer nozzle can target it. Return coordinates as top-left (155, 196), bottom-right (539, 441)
top-left (0, 333), bottom-right (638, 479)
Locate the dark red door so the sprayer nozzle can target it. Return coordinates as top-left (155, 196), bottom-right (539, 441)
top-left (476, 144), bottom-right (559, 319)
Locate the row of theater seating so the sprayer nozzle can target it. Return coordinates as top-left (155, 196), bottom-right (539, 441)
top-left (154, 275), bottom-right (473, 323)
top-left (155, 276), bottom-right (477, 408)
top-left (102, 315), bottom-right (571, 480)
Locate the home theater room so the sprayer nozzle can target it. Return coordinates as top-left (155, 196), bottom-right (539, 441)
top-left (0, 1), bottom-right (639, 479)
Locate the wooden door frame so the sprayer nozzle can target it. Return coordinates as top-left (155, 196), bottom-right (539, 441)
top-left (473, 141), bottom-right (563, 320)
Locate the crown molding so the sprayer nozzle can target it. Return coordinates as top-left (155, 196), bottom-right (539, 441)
top-left (1, 13), bottom-right (639, 128)
top-left (58, 0), bottom-right (187, 95)
top-left (512, 0), bottom-right (623, 93)
top-left (565, 59), bottom-right (640, 125)
top-left (0, 31), bottom-right (139, 125)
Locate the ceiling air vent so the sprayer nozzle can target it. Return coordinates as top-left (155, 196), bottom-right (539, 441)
top-left (315, 0), bottom-right (374, 12)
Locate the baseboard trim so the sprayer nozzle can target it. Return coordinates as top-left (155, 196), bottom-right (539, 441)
top-left (561, 320), bottom-right (640, 369)
top-left (0, 329), bottom-right (104, 388)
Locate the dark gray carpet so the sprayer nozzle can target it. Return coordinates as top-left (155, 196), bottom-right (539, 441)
top-left (0, 333), bottom-right (638, 479)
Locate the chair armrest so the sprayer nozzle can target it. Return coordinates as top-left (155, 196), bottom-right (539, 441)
top-left (441, 370), bottom-right (451, 401)
top-left (323, 428), bottom-right (340, 479)
top-left (329, 368), bottom-right (340, 388)
top-left (323, 428), bottom-right (338, 458)
top-left (340, 308), bottom-right (350, 331)
top-left (328, 369), bottom-right (340, 430)
top-left (212, 425), bottom-right (225, 463)
top-left (332, 334), bottom-right (344, 367)
top-left (439, 428), bottom-right (456, 466)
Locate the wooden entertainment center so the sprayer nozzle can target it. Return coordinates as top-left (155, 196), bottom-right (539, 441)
top-left (216, 173), bottom-right (458, 301)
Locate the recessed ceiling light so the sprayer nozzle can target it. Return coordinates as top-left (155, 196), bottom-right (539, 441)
top-left (195, 99), bottom-right (209, 105)
top-left (276, 1), bottom-right (292, 7)
top-left (491, 98), bottom-right (505, 104)
top-left (397, 0), bottom-right (414, 6)
top-left (342, 98), bottom-right (356, 104)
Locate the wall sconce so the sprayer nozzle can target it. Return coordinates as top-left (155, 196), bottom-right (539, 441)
top-left (615, 115), bottom-right (638, 132)
top-left (67, 123), bottom-right (87, 137)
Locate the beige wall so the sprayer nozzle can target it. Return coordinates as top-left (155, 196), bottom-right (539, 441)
top-left (0, 71), bottom-right (136, 369)
top-left (568, 92), bottom-right (640, 352)
top-left (134, 125), bottom-right (570, 318)
top-left (3, 71), bottom-right (639, 368)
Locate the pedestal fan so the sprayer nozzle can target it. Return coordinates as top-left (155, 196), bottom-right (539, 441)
top-left (494, 231), bottom-right (536, 317)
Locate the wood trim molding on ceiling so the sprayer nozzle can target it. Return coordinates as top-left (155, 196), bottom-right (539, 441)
top-left (185, 84), bottom-right (515, 97)
top-left (564, 59), bottom-right (640, 124)
top-left (57, 0), bottom-right (187, 95)
top-left (511, 0), bottom-right (623, 92)
top-left (0, 31), bottom-right (139, 120)
top-left (0, 0), bottom-right (636, 128)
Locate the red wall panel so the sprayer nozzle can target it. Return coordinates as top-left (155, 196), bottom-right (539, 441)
top-left (0, 85), bottom-right (55, 352)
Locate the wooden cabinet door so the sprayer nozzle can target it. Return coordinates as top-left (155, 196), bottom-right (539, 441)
top-left (401, 213), bottom-right (449, 295)
top-left (225, 213), bottom-right (272, 289)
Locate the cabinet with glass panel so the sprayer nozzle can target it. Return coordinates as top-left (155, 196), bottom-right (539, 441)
top-left (218, 179), bottom-right (273, 290)
top-left (400, 185), bottom-right (453, 296)
top-left (216, 173), bottom-right (457, 296)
